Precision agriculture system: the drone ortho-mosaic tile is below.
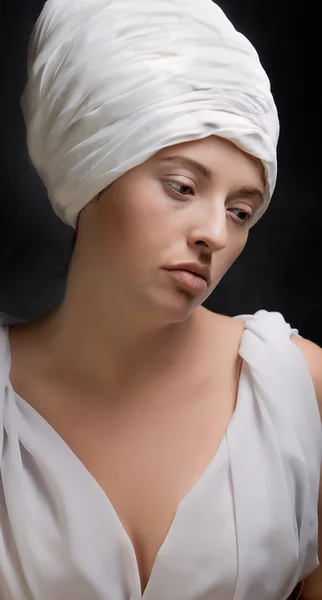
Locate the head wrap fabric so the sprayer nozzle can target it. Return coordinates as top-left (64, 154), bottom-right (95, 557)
top-left (21, 0), bottom-right (279, 230)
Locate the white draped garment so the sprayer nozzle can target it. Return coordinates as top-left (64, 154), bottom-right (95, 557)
top-left (0, 310), bottom-right (321, 599)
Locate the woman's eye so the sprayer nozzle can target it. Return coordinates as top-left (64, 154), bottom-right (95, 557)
top-left (168, 181), bottom-right (194, 196)
top-left (229, 208), bottom-right (252, 225)
top-left (167, 181), bottom-right (253, 225)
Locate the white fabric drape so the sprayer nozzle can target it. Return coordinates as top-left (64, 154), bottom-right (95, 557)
top-left (21, 0), bottom-right (279, 229)
top-left (1, 310), bottom-right (321, 599)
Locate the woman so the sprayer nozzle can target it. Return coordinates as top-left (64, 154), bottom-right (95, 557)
top-left (1, 0), bottom-right (321, 599)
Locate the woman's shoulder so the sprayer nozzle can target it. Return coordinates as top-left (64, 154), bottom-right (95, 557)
top-left (208, 307), bottom-right (300, 354)
top-left (212, 307), bottom-right (322, 419)
top-left (212, 307), bottom-right (300, 335)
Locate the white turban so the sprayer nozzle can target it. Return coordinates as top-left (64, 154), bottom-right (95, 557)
top-left (21, 0), bottom-right (279, 229)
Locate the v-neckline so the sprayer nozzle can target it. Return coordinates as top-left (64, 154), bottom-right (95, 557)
top-left (5, 325), bottom-right (246, 599)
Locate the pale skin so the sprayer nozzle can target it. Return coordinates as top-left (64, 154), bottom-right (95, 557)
top-left (8, 136), bottom-right (322, 598)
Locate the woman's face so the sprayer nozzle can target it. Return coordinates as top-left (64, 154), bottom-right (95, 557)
top-left (77, 135), bottom-right (265, 320)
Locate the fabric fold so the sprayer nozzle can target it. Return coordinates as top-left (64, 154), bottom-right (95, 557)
top-left (21, 0), bottom-right (279, 229)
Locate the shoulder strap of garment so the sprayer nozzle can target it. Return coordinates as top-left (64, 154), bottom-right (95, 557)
top-left (233, 309), bottom-right (321, 579)
top-left (233, 309), bottom-right (319, 444)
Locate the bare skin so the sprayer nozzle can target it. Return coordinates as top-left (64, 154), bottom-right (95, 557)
top-left (9, 309), bottom-right (245, 595)
top-left (9, 135), bottom-right (270, 595)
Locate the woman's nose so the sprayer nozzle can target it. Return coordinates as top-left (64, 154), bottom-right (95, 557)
top-left (190, 204), bottom-right (228, 252)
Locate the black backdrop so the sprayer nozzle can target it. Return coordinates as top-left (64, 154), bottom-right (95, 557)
top-left (1, 1), bottom-right (321, 346)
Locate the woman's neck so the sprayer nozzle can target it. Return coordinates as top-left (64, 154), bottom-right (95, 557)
top-left (9, 297), bottom-right (209, 397)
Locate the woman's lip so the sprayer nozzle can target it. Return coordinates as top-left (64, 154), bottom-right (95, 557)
top-left (164, 269), bottom-right (208, 294)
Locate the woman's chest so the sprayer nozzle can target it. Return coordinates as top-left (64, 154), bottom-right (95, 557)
top-left (43, 359), bottom-right (240, 595)
top-left (8, 317), bottom-right (244, 596)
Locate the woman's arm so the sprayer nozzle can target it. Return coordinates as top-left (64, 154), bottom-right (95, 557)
top-left (290, 335), bottom-right (322, 600)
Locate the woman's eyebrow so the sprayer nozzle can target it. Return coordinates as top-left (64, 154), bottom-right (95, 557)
top-left (229, 187), bottom-right (265, 206)
top-left (159, 155), bottom-right (213, 181)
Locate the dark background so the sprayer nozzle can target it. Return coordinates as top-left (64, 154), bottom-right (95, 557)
top-left (1, 1), bottom-right (321, 346)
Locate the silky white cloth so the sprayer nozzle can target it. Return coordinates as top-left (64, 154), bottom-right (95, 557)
top-left (21, 0), bottom-right (279, 229)
top-left (0, 310), bottom-right (321, 600)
